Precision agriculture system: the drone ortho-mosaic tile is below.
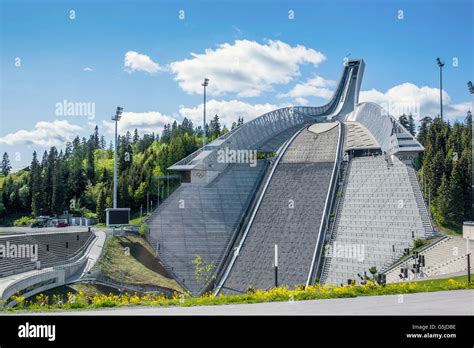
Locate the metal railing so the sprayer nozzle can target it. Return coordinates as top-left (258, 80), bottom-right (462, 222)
top-left (380, 235), bottom-right (449, 275)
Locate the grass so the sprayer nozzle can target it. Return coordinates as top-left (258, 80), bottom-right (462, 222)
top-left (129, 215), bottom-right (146, 225)
top-left (93, 235), bottom-right (182, 293)
top-left (4, 275), bottom-right (472, 312)
top-left (437, 223), bottom-right (462, 236)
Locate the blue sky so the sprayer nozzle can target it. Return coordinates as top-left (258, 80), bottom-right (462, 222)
top-left (0, 0), bottom-right (472, 170)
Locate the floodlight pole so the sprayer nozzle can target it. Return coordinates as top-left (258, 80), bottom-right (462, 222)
top-left (114, 118), bottom-right (118, 208)
top-left (436, 58), bottom-right (445, 121)
top-left (202, 78), bottom-right (209, 148)
top-left (112, 106), bottom-right (123, 209)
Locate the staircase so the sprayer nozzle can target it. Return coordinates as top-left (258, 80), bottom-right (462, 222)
top-left (406, 165), bottom-right (436, 237)
top-left (320, 160), bottom-right (350, 283)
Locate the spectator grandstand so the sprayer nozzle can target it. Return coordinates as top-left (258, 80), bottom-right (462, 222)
top-left (321, 155), bottom-right (431, 285)
top-left (0, 230), bottom-right (94, 277)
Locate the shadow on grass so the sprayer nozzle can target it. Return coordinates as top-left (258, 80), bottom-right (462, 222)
top-left (118, 236), bottom-right (173, 279)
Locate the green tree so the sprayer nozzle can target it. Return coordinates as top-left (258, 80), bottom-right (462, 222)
top-left (398, 114), bottom-right (409, 131)
top-left (209, 114), bottom-right (221, 139)
top-left (192, 255), bottom-right (216, 286)
top-left (18, 185), bottom-right (30, 209)
top-left (1, 152), bottom-right (11, 175)
top-left (96, 187), bottom-right (106, 223)
top-left (417, 116), bottom-right (433, 145)
top-left (407, 114), bottom-right (416, 136)
top-left (29, 151), bottom-right (42, 216)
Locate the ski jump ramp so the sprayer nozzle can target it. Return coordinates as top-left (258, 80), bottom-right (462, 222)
top-left (148, 59), bottom-right (429, 295)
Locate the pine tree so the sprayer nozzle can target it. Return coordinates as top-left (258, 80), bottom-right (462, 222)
top-left (100, 135), bottom-right (106, 149)
top-left (398, 114), bottom-right (410, 131)
top-left (85, 143), bottom-right (95, 184)
top-left (96, 187), bottom-right (106, 223)
top-left (92, 125), bottom-right (100, 149)
top-left (133, 128), bottom-right (139, 144)
top-left (161, 124), bottom-right (171, 143)
top-left (171, 121), bottom-right (179, 139)
top-left (407, 114), bottom-right (416, 136)
top-left (29, 151), bottom-right (42, 216)
top-left (417, 117), bottom-right (433, 145)
top-left (447, 163), bottom-right (464, 225)
top-left (1, 152), bottom-right (11, 175)
top-left (210, 114), bottom-right (221, 138)
top-left (181, 117), bottom-right (194, 135)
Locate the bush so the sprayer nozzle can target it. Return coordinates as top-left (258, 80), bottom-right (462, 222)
top-left (84, 211), bottom-right (98, 219)
top-left (413, 238), bottom-right (424, 249)
top-left (138, 223), bottom-right (148, 236)
top-left (13, 216), bottom-right (36, 227)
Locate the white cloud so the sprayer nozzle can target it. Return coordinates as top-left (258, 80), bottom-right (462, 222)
top-left (0, 120), bottom-right (83, 147)
top-left (178, 99), bottom-right (284, 126)
top-left (102, 111), bottom-right (176, 135)
top-left (294, 97), bottom-right (309, 105)
top-left (83, 67), bottom-right (94, 72)
top-left (124, 51), bottom-right (165, 74)
top-left (360, 83), bottom-right (471, 120)
top-left (168, 40), bottom-right (326, 97)
top-left (278, 75), bottom-right (335, 101)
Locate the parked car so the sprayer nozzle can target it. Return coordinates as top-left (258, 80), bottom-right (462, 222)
top-left (30, 220), bottom-right (46, 228)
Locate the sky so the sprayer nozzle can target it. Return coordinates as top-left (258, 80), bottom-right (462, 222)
top-left (0, 0), bottom-right (472, 171)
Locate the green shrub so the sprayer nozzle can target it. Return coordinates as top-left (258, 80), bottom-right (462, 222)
top-left (84, 211), bottom-right (98, 219)
top-left (13, 216), bottom-right (36, 227)
top-left (138, 223), bottom-right (149, 236)
top-left (413, 238), bottom-right (424, 249)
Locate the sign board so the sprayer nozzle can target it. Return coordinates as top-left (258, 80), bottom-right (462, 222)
top-left (463, 221), bottom-right (474, 240)
top-left (106, 208), bottom-right (131, 226)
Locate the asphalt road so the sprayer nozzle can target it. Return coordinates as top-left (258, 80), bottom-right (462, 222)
top-left (14, 289), bottom-right (474, 316)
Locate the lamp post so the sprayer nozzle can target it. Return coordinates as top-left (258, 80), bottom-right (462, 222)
top-left (201, 78), bottom-right (209, 147)
top-left (436, 58), bottom-right (445, 121)
top-left (112, 106), bottom-right (123, 209)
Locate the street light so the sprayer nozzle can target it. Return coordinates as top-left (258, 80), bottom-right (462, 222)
top-left (468, 81), bottom-right (474, 94)
top-left (201, 78), bottom-right (209, 147)
top-left (111, 106), bottom-right (123, 209)
top-left (436, 58), bottom-right (445, 121)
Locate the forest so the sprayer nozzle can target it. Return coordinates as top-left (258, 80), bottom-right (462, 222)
top-left (399, 111), bottom-right (472, 232)
top-left (0, 114), bottom-right (242, 224)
